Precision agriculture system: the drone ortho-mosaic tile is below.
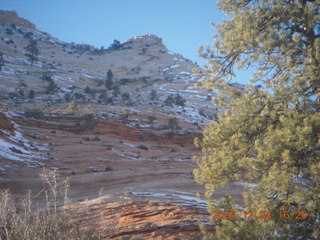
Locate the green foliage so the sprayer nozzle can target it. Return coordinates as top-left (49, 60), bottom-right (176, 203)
top-left (98, 91), bottom-right (108, 102)
top-left (164, 93), bottom-right (186, 107)
top-left (18, 89), bottom-right (25, 98)
top-left (28, 89), bottom-right (35, 99)
top-left (105, 69), bottom-right (114, 90)
top-left (112, 85), bottom-right (120, 97)
top-left (84, 85), bottom-right (94, 94)
top-left (147, 115), bottom-right (157, 123)
top-left (122, 92), bottom-right (131, 102)
top-left (150, 90), bottom-right (158, 101)
top-left (0, 170), bottom-right (101, 240)
top-left (46, 80), bottom-right (58, 94)
top-left (24, 39), bottom-right (39, 65)
top-left (164, 95), bottom-right (175, 107)
top-left (119, 109), bottom-right (130, 119)
top-left (0, 52), bottom-right (4, 71)
top-left (84, 104), bottom-right (93, 114)
top-left (64, 93), bottom-right (72, 102)
top-left (195, 0), bottom-right (320, 239)
top-left (41, 71), bottom-right (52, 81)
top-left (73, 92), bottom-right (85, 101)
top-left (67, 101), bottom-right (79, 114)
top-left (174, 93), bottom-right (186, 107)
top-left (5, 28), bottom-right (13, 35)
top-left (167, 115), bottom-right (179, 133)
top-left (109, 39), bottom-right (121, 50)
top-left (24, 108), bottom-right (45, 120)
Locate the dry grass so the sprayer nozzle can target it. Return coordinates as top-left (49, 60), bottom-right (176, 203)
top-left (0, 169), bottom-right (102, 240)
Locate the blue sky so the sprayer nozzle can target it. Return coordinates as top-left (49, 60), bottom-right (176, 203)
top-left (0, 0), bottom-right (251, 84)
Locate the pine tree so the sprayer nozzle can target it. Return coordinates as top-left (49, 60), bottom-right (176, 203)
top-left (194, 0), bottom-right (320, 239)
top-left (0, 52), bottom-right (4, 71)
top-left (46, 81), bottom-right (58, 94)
top-left (121, 92), bottom-right (131, 102)
top-left (167, 116), bottom-right (179, 133)
top-left (28, 90), bottom-right (35, 99)
top-left (105, 69), bottom-right (113, 90)
top-left (150, 90), bottom-right (158, 101)
top-left (174, 93), bottom-right (186, 108)
top-left (164, 95), bottom-right (175, 107)
top-left (109, 40), bottom-right (121, 50)
top-left (112, 86), bottom-right (120, 97)
top-left (25, 39), bottom-right (39, 65)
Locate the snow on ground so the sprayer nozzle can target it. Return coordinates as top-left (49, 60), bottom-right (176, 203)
top-left (123, 142), bottom-right (137, 148)
top-left (0, 138), bottom-right (44, 163)
top-left (52, 75), bottom-right (64, 83)
top-left (0, 113), bottom-right (48, 167)
top-left (82, 74), bottom-right (96, 79)
top-left (131, 190), bottom-right (207, 209)
top-left (178, 71), bottom-right (191, 76)
top-left (174, 58), bottom-right (185, 63)
top-left (163, 64), bottom-right (180, 72)
top-left (67, 77), bottom-right (74, 82)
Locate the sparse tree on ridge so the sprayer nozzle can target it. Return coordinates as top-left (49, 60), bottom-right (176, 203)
top-left (109, 40), bottom-right (121, 50)
top-left (194, 0), bottom-right (320, 239)
top-left (25, 39), bottom-right (39, 65)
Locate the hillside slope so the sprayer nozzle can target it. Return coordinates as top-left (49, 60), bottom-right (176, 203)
top-left (0, 10), bottom-right (243, 239)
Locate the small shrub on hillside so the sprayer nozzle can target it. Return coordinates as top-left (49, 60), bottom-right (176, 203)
top-left (73, 92), bottom-right (85, 101)
top-left (24, 108), bottom-right (45, 119)
top-left (119, 109), bottom-right (130, 119)
top-left (121, 92), bottom-right (131, 102)
top-left (112, 86), bottom-right (120, 97)
top-left (23, 31), bottom-right (33, 39)
top-left (84, 85), bottom-right (94, 94)
top-left (174, 93), bottom-right (186, 107)
top-left (5, 28), bottom-right (14, 35)
top-left (84, 104), bottom-right (93, 114)
top-left (64, 93), bottom-right (72, 102)
top-left (46, 81), bottom-right (58, 94)
top-left (18, 89), bottom-right (25, 98)
top-left (164, 95), bottom-right (175, 107)
top-left (42, 71), bottom-right (52, 81)
top-left (67, 101), bottom-right (79, 114)
top-left (99, 92), bottom-right (108, 102)
top-left (149, 90), bottom-right (158, 102)
top-left (10, 23), bottom-right (17, 29)
top-left (106, 97), bottom-right (114, 104)
top-left (28, 89), bottom-right (35, 99)
top-left (147, 115), bottom-right (157, 123)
